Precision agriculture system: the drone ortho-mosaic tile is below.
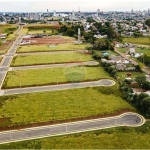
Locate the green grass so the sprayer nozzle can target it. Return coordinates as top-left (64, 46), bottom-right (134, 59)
top-left (6, 34), bottom-right (17, 41)
top-left (118, 47), bottom-right (150, 55)
top-left (17, 43), bottom-right (91, 53)
top-left (11, 53), bottom-right (93, 66)
top-left (123, 37), bottom-right (150, 46)
top-left (117, 47), bottom-right (128, 53)
top-left (28, 29), bottom-right (52, 34)
top-left (117, 71), bottom-right (146, 81)
top-left (2, 120), bottom-right (150, 149)
top-left (0, 86), bottom-right (135, 127)
top-left (0, 24), bottom-right (18, 34)
top-left (3, 66), bottom-right (111, 88)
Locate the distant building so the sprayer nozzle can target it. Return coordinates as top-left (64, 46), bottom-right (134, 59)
top-left (47, 9), bottom-right (49, 16)
top-left (97, 9), bottom-right (100, 16)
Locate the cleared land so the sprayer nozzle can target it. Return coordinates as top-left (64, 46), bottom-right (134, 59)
top-left (11, 53), bottom-right (93, 66)
top-left (0, 87), bottom-right (135, 128)
top-left (1, 121), bottom-right (149, 149)
top-left (3, 66), bottom-right (110, 88)
top-left (0, 24), bottom-right (18, 54)
top-left (123, 37), bottom-right (150, 46)
top-left (17, 43), bottom-right (91, 53)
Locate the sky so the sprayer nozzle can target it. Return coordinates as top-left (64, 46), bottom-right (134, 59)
top-left (0, 0), bottom-right (150, 12)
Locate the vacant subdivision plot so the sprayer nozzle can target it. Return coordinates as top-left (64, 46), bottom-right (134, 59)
top-left (0, 87), bottom-right (135, 130)
top-left (2, 66), bottom-right (111, 88)
top-left (17, 43), bottom-right (91, 53)
top-left (11, 52), bottom-right (93, 66)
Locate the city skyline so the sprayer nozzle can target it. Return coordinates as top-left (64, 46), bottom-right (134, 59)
top-left (0, 0), bottom-right (150, 12)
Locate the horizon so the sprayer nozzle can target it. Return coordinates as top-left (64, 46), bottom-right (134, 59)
top-left (0, 0), bottom-right (150, 12)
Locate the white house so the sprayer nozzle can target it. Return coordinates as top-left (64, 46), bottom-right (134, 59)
top-left (0, 34), bottom-right (7, 39)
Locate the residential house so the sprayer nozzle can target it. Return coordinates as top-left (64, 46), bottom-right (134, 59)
top-left (0, 34), bottom-right (7, 39)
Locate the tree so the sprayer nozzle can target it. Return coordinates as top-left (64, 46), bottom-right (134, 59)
top-left (59, 25), bottom-right (68, 33)
top-left (145, 19), bottom-right (150, 27)
top-left (141, 81), bottom-right (150, 90)
top-left (107, 26), bottom-right (117, 39)
top-left (93, 39), bottom-right (114, 50)
top-left (66, 29), bottom-right (75, 37)
top-left (135, 75), bottom-right (146, 86)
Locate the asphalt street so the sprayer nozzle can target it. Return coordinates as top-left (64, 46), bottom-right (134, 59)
top-left (1, 79), bottom-right (115, 96)
top-left (0, 29), bottom-right (23, 88)
top-left (10, 61), bottom-right (99, 71)
top-left (0, 113), bottom-right (145, 145)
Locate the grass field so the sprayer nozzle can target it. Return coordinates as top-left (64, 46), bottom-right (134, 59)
top-left (118, 47), bottom-right (150, 55)
top-left (123, 37), bottom-right (150, 45)
top-left (3, 66), bottom-right (111, 88)
top-left (0, 86), bottom-right (135, 127)
top-left (0, 24), bottom-right (18, 34)
top-left (17, 43), bottom-right (91, 53)
top-left (6, 34), bottom-right (17, 41)
top-left (28, 29), bottom-right (53, 34)
top-left (117, 71), bottom-right (146, 81)
top-left (11, 53), bottom-right (93, 66)
top-left (1, 121), bottom-right (149, 149)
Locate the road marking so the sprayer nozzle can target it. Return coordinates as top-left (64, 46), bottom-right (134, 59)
top-left (0, 113), bottom-right (145, 145)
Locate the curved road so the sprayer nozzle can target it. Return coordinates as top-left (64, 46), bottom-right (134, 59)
top-left (0, 112), bottom-right (145, 145)
top-left (0, 79), bottom-right (115, 96)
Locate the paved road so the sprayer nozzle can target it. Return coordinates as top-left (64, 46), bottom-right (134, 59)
top-left (0, 35), bottom-right (23, 88)
top-left (9, 61), bottom-right (99, 71)
top-left (14, 25), bottom-right (23, 35)
top-left (0, 79), bottom-right (115, 96)
top-left (0, 112), bottom-right (145, 145)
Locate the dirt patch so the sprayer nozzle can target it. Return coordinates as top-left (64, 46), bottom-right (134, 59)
top-left (0, 108), bottom-right (135, 132)
top-left (23, 36), bottom-right (73, 45)
top-left (0, 40), bottom-right (13, 52)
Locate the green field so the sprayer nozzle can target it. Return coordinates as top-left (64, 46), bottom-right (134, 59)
top-left (118, 47), bottom-right (150, 55)
top-left (17, 43), bottom-right (91, 53)
top-left (123, 37), bottom-right (150, 46)
top-left (3, 66), bottom-right (111, 88)
top-left (0, 24), bottom-right (18, 34)
top-left (1, 121), bottom-right (149, 149)
top-left (11, 52), bottom-right (93, 66)
top-left (117, 47), bottom-right (128, 53)
top-left (28, 29), bottom-right (53, 34)
top-left (117, 71), bottom-right (146, 81)
top-left (6, 34), bottom-right (17, 41)
top-left (0, 86), bottom-right (135, 128)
